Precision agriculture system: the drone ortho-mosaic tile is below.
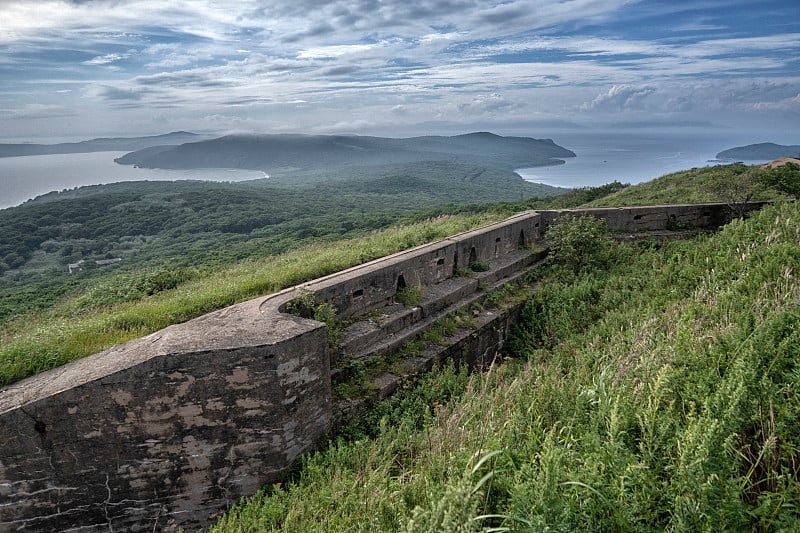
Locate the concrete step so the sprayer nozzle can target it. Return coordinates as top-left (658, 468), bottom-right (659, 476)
top-left (331, 253), bottom-right (545, 386)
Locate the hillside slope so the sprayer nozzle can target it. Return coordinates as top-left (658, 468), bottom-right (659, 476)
top-left (584, 163), bottom-right (781, 206)
top-left (0, 165), bottom-right (563, 282)
top-left (212, 200), bottom-right (800, 531)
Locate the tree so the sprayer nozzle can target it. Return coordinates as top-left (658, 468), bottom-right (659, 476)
top-left (709, 165), bottom-right (765, 219)
top-left (763, 162), bottom-right (800, 200)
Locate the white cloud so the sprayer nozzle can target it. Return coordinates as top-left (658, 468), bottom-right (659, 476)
top-left (1, 0), bottom-right (798, 139)
top-left (582, 85), bottom-right (657, 111)
top-left (0, 103), bottom-right (76, 119)
top-left (457, 93), bottom-right (520, 115)
top-left (297, 43), bottom-right (379, 59)
top-left (743, 93), bottom-right (800, 112)
top-left (84, 53), bottom-right (129, 65)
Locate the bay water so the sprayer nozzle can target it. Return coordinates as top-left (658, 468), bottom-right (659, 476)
top-left (0, 152), bottom-right (268, 209)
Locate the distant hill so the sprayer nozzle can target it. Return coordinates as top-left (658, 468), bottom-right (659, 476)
top-left (716, 142), bottom-right (800, 161)
top-left (114, 132), bottom-right (576, 173)
top-left (0, 132), bottom-right (207, 158)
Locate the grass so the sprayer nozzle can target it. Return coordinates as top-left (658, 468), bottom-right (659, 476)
top-left (0, 211), bottom-right (509, 387)
top-left (395, 286), bottom-right (423, 307)
top-left (585, 163), bottom-right (782, 207)
top-left (210, 201), bottom-right (800, 532)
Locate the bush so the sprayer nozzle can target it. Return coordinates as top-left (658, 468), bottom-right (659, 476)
top-left (763, 162), bottom-right (800, 199)
top-left (545, 215), bottom-right (613, 273)
top-left (468, 260), bottom-right (490, 272)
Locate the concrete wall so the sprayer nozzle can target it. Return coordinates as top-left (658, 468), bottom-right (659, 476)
top-left (0, 299), bottom-right (330, 532)
top-left (292, 211), bottom-right (543, 320)
top-left (0, 203), bottom-right (757, 532)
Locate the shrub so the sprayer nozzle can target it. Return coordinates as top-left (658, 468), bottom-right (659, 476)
top-left (468, 260), bottom-right (490, 272)
top-left (762, 162), bottom-right (800, 199)
top-left (545, 214), bottom-right (612, 273)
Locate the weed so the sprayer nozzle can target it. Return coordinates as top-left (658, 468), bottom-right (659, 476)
top-left (454, 267), bottom-right (474, 278)
top-left (469, 260), bottom-right (490, 272)
top-left (395, 286), bottom-right (423, 307)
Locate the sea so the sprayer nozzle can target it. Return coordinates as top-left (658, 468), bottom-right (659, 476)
top-left (0, 151), bottom-right (268, 209)
top-left (0, 132), bottom-right (775, 210)
top-left (515, 131), bottom-right (769, 189)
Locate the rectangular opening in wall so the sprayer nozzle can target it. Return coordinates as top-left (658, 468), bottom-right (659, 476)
top-left (634, 214), bottom-right (643, 220)
top-left (436, 258), bottom-right (445, 266)
top-left (352, 289), bottom-right (364, 300)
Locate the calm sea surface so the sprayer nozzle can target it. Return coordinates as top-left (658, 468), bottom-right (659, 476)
top-left (516, 132), bottom-right (762, 188)
top-left (0, 151), bottom-right (268, 209)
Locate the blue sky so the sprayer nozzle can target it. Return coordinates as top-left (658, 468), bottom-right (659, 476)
top-left (1, 0), bottom-right (798, 141)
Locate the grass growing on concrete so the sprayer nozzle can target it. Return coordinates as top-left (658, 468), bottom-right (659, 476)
top-left (395, 286), bottom-right (423, 307)
top-left (210, 201), bottom-right (800, 532)
top-left (0, 212), bottom-right (508, 387)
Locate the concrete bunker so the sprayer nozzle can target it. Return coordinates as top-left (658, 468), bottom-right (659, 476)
top-left (0, 204), bottom-right (765, 532)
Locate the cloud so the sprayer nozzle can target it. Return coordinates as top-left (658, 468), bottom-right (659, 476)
top-left (91, 85), bottom-right (147, 101)
top-left (134, 71), bottom-right (237, 89)
top-left (83, 53), bottom-right (128, 65)
top-left (1, 103), bottom-right (76, 119)
top-left (582, 84), bottom-right (657, 111)
top-left (1, 0), bottom-right (798, 139)
top-left (456, 93), bottom-right (520, 115)
top-left (281, 23), bottom-right (336, 43)
top-left (743, 93), bottom-right (800, 112)
top-left (297, 44), bottom-right (378, 60)
top-left (321, 65), bottom-right (361, 76)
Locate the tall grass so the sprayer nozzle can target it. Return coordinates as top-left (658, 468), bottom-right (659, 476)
top-left (0, 212), bottom-right (506, 386)
top-left (211, 201), bottom-right (800, 531)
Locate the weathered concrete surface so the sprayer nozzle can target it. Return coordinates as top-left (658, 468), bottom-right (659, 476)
top-left (0, 203), bottom-right (763, 532)
top-left (0, 301), bottom-right (331, 532)
top-left (539, 202), bottom-right (770, 234)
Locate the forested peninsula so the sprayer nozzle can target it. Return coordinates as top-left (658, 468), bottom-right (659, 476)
top-left (114, 132), bottom-right (576, 174)
top-left (716, 142), bottom-right (800, 160)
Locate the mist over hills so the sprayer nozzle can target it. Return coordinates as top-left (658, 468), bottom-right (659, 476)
top-left (114, 132), bottom-right (576, 174)
top-left (0, 132), bottom-right (206, 158)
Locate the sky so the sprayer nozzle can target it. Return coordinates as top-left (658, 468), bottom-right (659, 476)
top-left (1, 0), bottom-right (798, 142)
